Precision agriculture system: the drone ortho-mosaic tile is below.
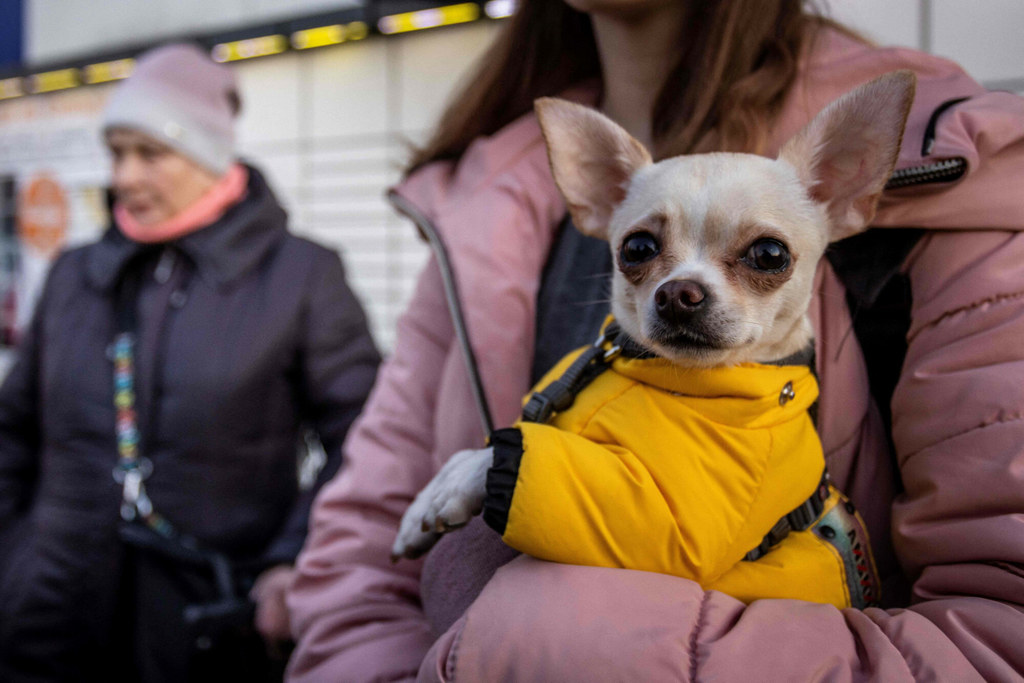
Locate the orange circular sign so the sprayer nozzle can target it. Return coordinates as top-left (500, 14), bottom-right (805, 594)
top-left (18, 174), bottom-right (68, 256)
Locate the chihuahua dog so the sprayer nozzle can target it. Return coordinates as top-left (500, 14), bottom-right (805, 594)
top-left (392, 72), bottom-right (914, 605)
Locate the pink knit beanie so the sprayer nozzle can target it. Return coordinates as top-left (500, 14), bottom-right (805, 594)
top-left (103, 43), bottom-right (240, 175)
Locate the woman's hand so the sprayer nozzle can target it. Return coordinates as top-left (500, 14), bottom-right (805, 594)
top-left (251, 564), bottom-right (295, 653)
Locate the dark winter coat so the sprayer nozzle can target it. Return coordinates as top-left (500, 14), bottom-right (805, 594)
top-left (0, 166), bottom-right (380, 680)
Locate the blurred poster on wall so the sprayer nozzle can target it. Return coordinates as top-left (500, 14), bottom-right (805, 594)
top-left (0, 86), bottom-right (111, 355)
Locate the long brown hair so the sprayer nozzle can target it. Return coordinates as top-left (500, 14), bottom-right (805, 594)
top-left (407, 0), bottom-right (838, 171)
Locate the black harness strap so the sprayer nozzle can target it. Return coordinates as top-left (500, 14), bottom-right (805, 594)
top-left (522, 323), bottom-right (622, 423)
top-left (744, 470), bottom-right (831, 562)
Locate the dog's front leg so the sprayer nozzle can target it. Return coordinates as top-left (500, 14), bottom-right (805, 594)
top-left (391, 446), bottom-right (493, 561)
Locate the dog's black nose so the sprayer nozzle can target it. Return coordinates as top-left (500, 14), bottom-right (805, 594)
top-left (655, 280), bottom-right (708, 322)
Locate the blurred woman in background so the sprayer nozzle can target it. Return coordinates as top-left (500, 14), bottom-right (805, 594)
top-left (0, 43), bottom-right (380, 682)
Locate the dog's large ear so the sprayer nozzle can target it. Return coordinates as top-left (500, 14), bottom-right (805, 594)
top-left (779, 70), bottom-right (915, 243)
top-left (535, 98), bottom-right (652, 240)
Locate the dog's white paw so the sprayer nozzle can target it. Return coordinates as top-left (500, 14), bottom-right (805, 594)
top-left (391, 447), bottom-right (493, 561)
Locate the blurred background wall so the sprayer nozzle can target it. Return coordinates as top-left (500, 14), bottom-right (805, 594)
top-left (0, 0), bottom-right (1022, 359)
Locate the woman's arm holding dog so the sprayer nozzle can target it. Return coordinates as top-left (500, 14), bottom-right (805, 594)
top-left (424, 555), bottom-right (995, 682)
top-left (885, 226), bottom-right (1024, 677)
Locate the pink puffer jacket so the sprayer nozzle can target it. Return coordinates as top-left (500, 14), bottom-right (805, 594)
top-left (288, 29), bottom-right (1024, 682)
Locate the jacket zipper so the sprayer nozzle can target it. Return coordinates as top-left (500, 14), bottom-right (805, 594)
top-left (885, 157), bottom-right (967, 189)
top-left (885, 96), bottom-right (971, 190)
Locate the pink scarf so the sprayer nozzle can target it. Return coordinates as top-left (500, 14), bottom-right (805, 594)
top-left (114, 164), bottom-right (249, 244)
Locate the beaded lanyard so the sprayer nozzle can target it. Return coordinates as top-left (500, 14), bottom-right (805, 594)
top-left (112, 329), bottom-right (177, 537)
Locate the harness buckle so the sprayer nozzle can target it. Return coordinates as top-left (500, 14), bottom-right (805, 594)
top-left (523, 323), bottom-right (622, 425)
top-left (602, 345), bottom-right (622, 362)
top-left (744, 470), bottom-right (831, 561)
top-left (593, 323), bottom-right (618, 347)
top-left (592, 322), bottom-right (622, 362)
top-left (522, 392), bottom-right (554, 423)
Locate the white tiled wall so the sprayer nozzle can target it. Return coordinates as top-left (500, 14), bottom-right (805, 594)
top-left (826, 0), bottom-right (1024, 90)
top-left (931, 0), bottom-right (1024, 88)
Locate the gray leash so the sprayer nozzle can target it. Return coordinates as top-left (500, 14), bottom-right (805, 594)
top-left (387, 190), bottom-right (495, 438)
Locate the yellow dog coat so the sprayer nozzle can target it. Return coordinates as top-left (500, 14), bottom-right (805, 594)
top-left (482, 321), bottom-right (879, 609)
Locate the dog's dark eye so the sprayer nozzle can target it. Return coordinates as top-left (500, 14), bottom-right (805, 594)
top-left (620, 232), bottom-right (660, 266)
top-left (744, 239), bottom-right (790, 272)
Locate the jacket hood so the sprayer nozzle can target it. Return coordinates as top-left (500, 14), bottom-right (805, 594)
top-left (86, 163), bottom-right (289, 292)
